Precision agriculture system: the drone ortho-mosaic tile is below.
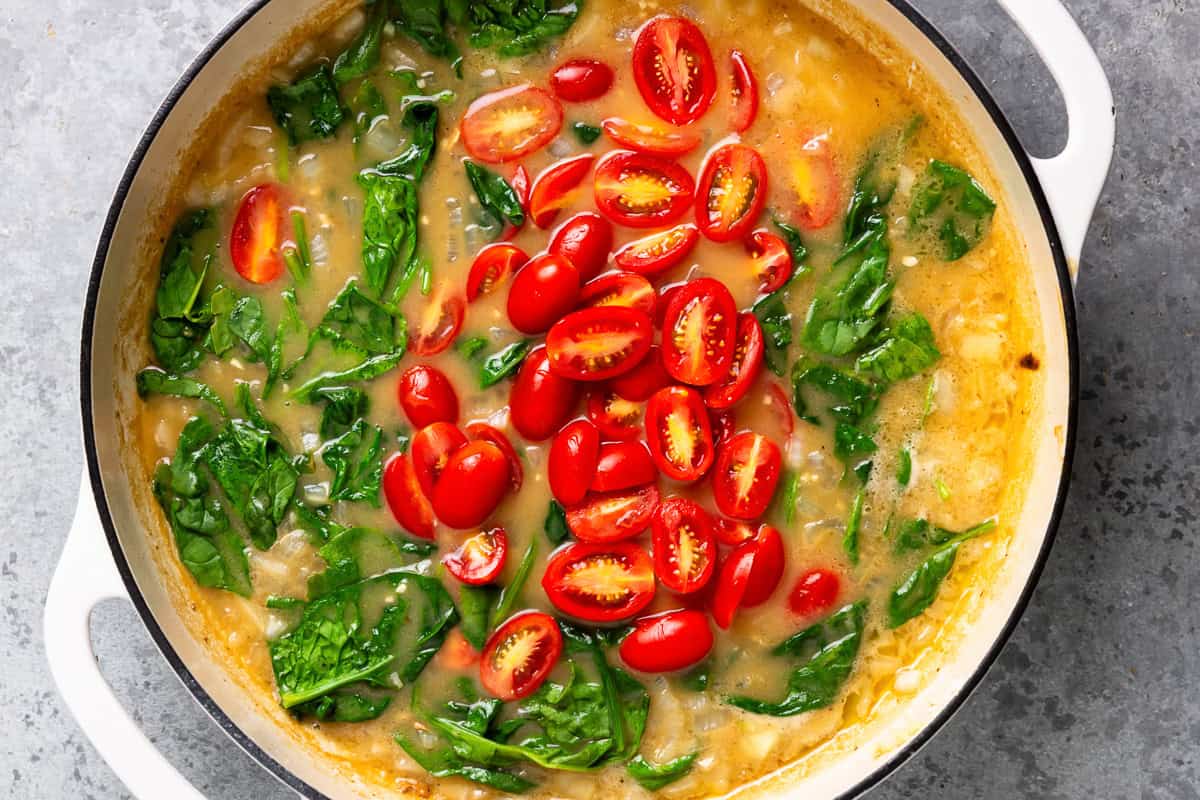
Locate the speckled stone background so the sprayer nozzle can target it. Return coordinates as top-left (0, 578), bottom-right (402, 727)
top-left (1, 0), bottom-right (1191, 797)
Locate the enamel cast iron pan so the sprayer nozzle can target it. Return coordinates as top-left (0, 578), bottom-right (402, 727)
top-left (45, 0), bottom-right (1114, 797)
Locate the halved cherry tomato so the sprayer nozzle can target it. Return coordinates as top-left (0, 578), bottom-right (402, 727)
top-left (578, 272), bottom-right (656, 316)
top-left (410, 282), bottom-right (465, 356)
top-left (383, 453), bottom-right (435, 539)
top-left (542, 541), bottom-right (656, 622)
top-left (431, 441), bottom-right (511, 529)
top-left (594, 150), bottom-right (695, 228)
top-left (745, 229), bottom-right (793, 294)
top-left (791, 133), bottom-right (841, 230)
top-left (444, 527), bottom-right (509, 586)
top-left (651, 498), bottom-right (717, 594)
top-left (602, 118), bottom-right (701, 158)
top-left (655, 284), bottom-right (684, 327)
top-left (398, 365), bottom-right (460, 428)
top-left (712, 432), bottom-right (782, 520)
top-left (609, 346), bottom-right (670, 402)
top-left (714, 516), bottom-right (755, 546)
top-left (230, 184), bottom-right (287, 285)
top-left (613, 224), bottom-right (699, 276)
top-left (460, 84), bottom-right (563, 164)
top-left (619, 610), bottom-right (713, 673)
top-left (645, 386), bottom-right (715, 481)
top-left (467, 242), bottom-right (528, 301)
top-left (695, 143), bottom-right (768, 243)
top-left (481, 611), bottom-right (563, 700)
top-left (549, 212), bottom-right (612, 281)
top-left (789, 568), bottom-right (841, 618)
top-left (661, 277), bottom-right (737, 386)
top-left (765, 381), bottom-right (795, 438)
top-left (566, 484), bottom-right (660, 543)
top-left (529, 154), bottom-right (595, 229)
top-left (632, 16), bottom-right (717, 126)
top-left (728, 50), bottom-right (759, 133)
top-left (709, 408), bottom-right (738, 450)
top-left (740, 525), bottom-right (784, 607)
top-left (411, 422), bottom-right (468, 498)
top-left (546, 307), bottom-right (654, 381)
top-left (510, 346), bottom-right (580, 441)
top-left (549, 419), bottom-right (601, 505)
top-left (592, 441), bottom-right (657, 493)
top-left (466, 422), bottom-right (524, 491)
top-left (436, 628), bottom-right (480, 670)
top-left (550, 58), bottom-right (615, 102)
top-left (703, 313), bottom-right (764, 410)
top-left (507, 253), bottom-right (581, 334)
top-left (710, 543), bottom-right (754, 629)
top-left (586, 390), bottom-right (643, 440)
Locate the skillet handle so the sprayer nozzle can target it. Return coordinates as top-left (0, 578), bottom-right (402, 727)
top-left (995, 0), bottom-right (1115, 278)
top-left (44, 469), bottom-right (207, 800)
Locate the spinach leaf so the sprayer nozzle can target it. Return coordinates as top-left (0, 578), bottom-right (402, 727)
top-left (481, 340), bottom-right (531, 388)
top-left (855, 312), bottom-right (940, 384)
top-left (843, 487), bottom-right (865, 564)
top-left (392, 1), bottom-right (464, 76)
top-left (227, 296), bottom-right (273, 363)
top-left (834, 422), bottom-right (877, 468)
top-left (465, 161), bottom-right (526, 230)
top-left (680, 661), bottom-right (711, 692)
top-left (291, 349), bottom-right (407, 403)
top-left (627, 752), bottom-right (698, 790)
top-left (376, 102), bottom-right (440, 182)
top-left (136, 368), bottom-right (226, 415)
top-left (322, 419), bottom-right (384, 506)
top-left (396, 734), bottom-right (536, 793)
top-left (293, 503), bottom-right (349, 544)
top-left (897, 447), bottom-right (913, 487)
top-left (772, 469), bottom-right (801, 526)
top-left (267, 64), bottom-right (346, 145)
top-left (312, 386), bottom-right (369, 439)
top-left (753, 288), bottom-right (793, 377)
top-left (315, 282), bottom-right (404, 356)
top-left (155, 209), bottom-right (212, 321)
top-left (544, 500), bottom-right (570, 545)
top-left (842, 118), bottom-right (920, 245)
top-left (725, 601), bottom-right (867, 716)
top-left (888, 520), bottom-right (996, 628)
top-left (909, 160), bottom-right (996, 261)
top-left (791, 361), bottom-right (877, 426)
top-left (572, 121), bottom-right (602, 144)
top-left (332, 0), bottom-right (388, 85)
top-left (307, 527), bottom-right (420, 599)
top-left (772, 216), bottom-right (809, 275)
top-left (295, 690), bottom-right (392, 723)
top-left (892, 517), bottom-right (995, 555)
top-left (490, 539), bottom-right (537, 628)
top-left (468, 0), bottom-right (582, 57)
top-left (458, 585), bottom-right (499, 650)
top-left (802, 228), bottom-right (893, 357)
top-left (204, 285), bottom-right (237, 357)
top-left (351, 80), bottom-right (387, 149)
top-left (150, 318), bottom-right (207, 374)
top-left (203, 415), bottom-right (298, 550)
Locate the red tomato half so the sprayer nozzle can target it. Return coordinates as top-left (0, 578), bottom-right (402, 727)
top-left (613, 224), bottom-right (699, 276)
top-left (632, 16), bottom-right (717, 126)
top-left (549, 419), bottom-right (601, 506)
top-left (383, 453), bottom-right (435, 539)
top-left (410, 282), bottom-right (465, 356)
top-left (651, 497), bottom-right (717, 594)
top-left (602, 118), bottom-right (701, 158)
top-left (789, 568), bottom-right (841, 618)
top-left (728, 50), bottom-right (759, 133)
top-left (712, 432), bottom-right (782, 520)
top-left (466, 422), bottom-right (524, 491)
top-left (791, 133), bottom-right (841, 230)
top-left (550, 58), bottom-right (615, 102)
top-left (586, 390), bottom-right (643, 440)
top-left (411, 422), bottom-right (467, 498)
top-left (431, 441), bottom-right (511, 529)
top-left (609, 346), bottom-right (670, 402)
top-left (461, 84), bottom-right (563, 164)
top-left (542, 541), bottom-right (656, 623)
top-left (436, 628), bottom-right (480, 670)
top-left (481, 611), bottom-right (563, 700)
top-left (566, 484), bottom-right (660, 543)
top-left (645, 386), bottom-right (715, 482)
top-left (745, 230), bottom-right (794, 294)
top-left (711, 544), bottom-right (754, 629)
top-left (546, 307), bottom-right (654, 381)
top-left (507, 253), bottom-right (581, 334)
top-left (443, 527), bottom-right (508, 586)
top-left (661, 277), bottom-right (737, 386)
top-left (549, 212), bottom-right (612, 281)
top-left (578, 272), bottom-right (656, 317)
top-left (739, 525), bottom-right (785, 607)
top-left (714, 516), bottom-right (756, 546)
top-left (703, 313), bottom-right (764, 410)
top-left (619, 610), bottom-right (713, 673)
top-left (398, 365), bottom-right (460, 428)
top-left (231, 184), bottom-right (287, 285)
top-left (467, 242), bottom-right (528, 301)
top-left (592, 441), bottom-right (657, 493)
top-left (655, 284), bottom-right (684, 328)
top-left (765, 381), bottom-right (795, 438)
top-left (594, 150), bottom-right (695, 228)
top-left (695, 143), bottom-right (768, 243)
top-left (529, 154), bottom-right (595, 229)
top-left (509, 346), bottom-right (580, 442)
top-left (709, 408), bottom-right (738, 450)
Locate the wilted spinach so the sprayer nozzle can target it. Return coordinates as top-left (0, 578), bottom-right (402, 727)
top-left (909, 160), bottom-right (996, 261)
top-left (627, 752), bottom-right (698, 790)
top-left (312, 386), bottom-right (369, 439)
top-left (855, 312), bottom-right (940, 384)
top-left (467, 0), bottom-right (582, 57)
top-left (481, 340), bottom-right (531, 388)
top-left (489, 539), bottom-right (537, 628)
top-left (332, 0), bottom-right (388, 85)
top-left (136, 368), bottom-right (226, 415)
top-left (544, 500), bottom-right (570, 545)
top-left (888, 520), bottom-right (996, 628)
top-left (465, 161), bottom-right (526, 231)
top-left (322, 419), bottom-right (385, 506)
top-left (753, 288), bottom-right (793, 377)
top-left (267, 64), bottom-right (346, 145)
top-left (458, 584), bottom-right (499, 650)
top-left (572, 121), bottom-right (602, 144)
top-left (802, 229), bottom-right (893, 357)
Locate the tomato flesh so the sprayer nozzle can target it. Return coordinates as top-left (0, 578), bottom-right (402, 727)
top-left (383, 453), bottom-right (435, 539)
top-left (651, 497), bottom-right (716, 594)
top-left (728, 50), bottom-right (759, 133)
top-left (619, 610), bottom-right (713, 673)
top-left (546, 307), bottom-right (654, 381)
top-left (509, 346), bottom-right (580, 441)
top-left (549, 419), bottom-right (601, 506)
top-left (529, 154), bottom-right (595, 229)
top-left (507, 253), bottom-right (581, 334)
top-left (613, 224), bottom-right (699, 276)
top-left (661, 277), bottom-right (737, 386)
top-left (740, 525), bottom-right (785, 607)
top-left (586, 390), bottom-right (643, 440)
top-left (645, 386), bottom-right (715, 482)
top-left (791, 132), bottom-right (841, 230)
top-left (398, 365), bottom-right (460, 428)
top-left (745, 229), bottom-right (794, 294)
top-left (788, 568), bottom-right (842, 618)
top-left (411, 422), bottom-right (468, 498)
top-left (632, 16), bottom-right (717, 126)
top-left (703, 312), bottom-right (765, 410)
top-left (550, 58), bottom-right (615, 102)
top-left (431, 441), bottom-right (511, 529)
top-left (712, 432), bottom-right (782, 520)
top-left (467, 242), bottom-right (528, 301)
top-left (481, 611), bottom-right (563, 700)
top-left (592, 441), bottom-right (657, 493)
top-left (609, 346), bottom-right (670, 402)
top-left (566, 484), bottom-right (660, 543)
top-left (460, 84), bottom-right (563, 164)
top-left (231, 184), bottom-right (287, 285)
top-left (542, 541), bottom-right (656, 623)
top-left (578, 272), bottom-right (656, 317)
top-left (696, 143), bottom-right (768, 243)
top-left (594, 150), bottom-right (695, 228)
top-left (444, 527), bottom-right (509, 586)
top-left (549, 212), bottom-right (612, 281)
top-left (602, 117), bottom-right (701, 157)
top-left (466, 422), bottom-right (524, 492)
top-left (714, 516), bottom-right (756, 546)
top-left (709, 408), bottom-right (738, 450)
top-left (410, 282), bottom-right (465, 356)
top-left (710, 544), bottom-right (755, 629)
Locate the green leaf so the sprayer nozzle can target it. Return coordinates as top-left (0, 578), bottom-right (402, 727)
top-left (909, 160), bottom-right (996, 261)
top-left (855, 312), bottom-right (940, 384)
top-left (295, 690), bottom-right (392, 723)
top-left (897, 447), bottom-right (913, 487)
top-left (322, 419), bottom-right (384, 506)
top-left (291, 349), bottom-right (407, 403)
top-left (572, 121), bottom-right (602, 144)
top-left (351, 80), bottom-right (387, 149)
top-left (332, 0), bottom-right (388, 85)
top-left (802, 228), bottom-right (893, 357)
top-left (396, 735), bottom-right (536, 793)
top-left (752, 288), bottom-right (792, 377)
top-left (458, 335), bottom-right (488, 360)
top-left (771, 216), bottom-right (809, 275)
top-left (465, 161), bottom-right (526, 230)
top-left (490, 539), bottom-right (537, 628)
top-left (791, 361), bottom-right (877, 426)
top-left (888, 521), bottom-right (996, 628)
top-left (307, 527), bottom-right (418, 598)
top-left (314, 282), bottom-right (403, 356)
top-left (544, 500), bottom-right (570, 545)
top-left (203, 416), bottom-right (298, 550)
top-left (627, 752), bottom-right (698, 790)
top-left (392, 1), bottom-right (464, 76)
top-left (155, 209), bottom-right (212, 321)
top-left (892, 517), bottom-right (995, 555)
top-left (150, 318), bottom-right (207, 374)
top-left (312, 387), bottom-right (369, 440)
top-left (843, 487), bottom-right (865, 564)
top-left (458, 585), bottom-right (499, 650)
top-left (480, 340), bottom-right (531, 388)
top-left (468, 0), bottom-right (582, 57)
top-left (267, 64), bottom-right (346, 145)
top-left (834, 422), bottom-right (876, 467)
top-left (136, 368), bottom-right (226, 415)
top-left (203, 285), bottom-right (238, 357)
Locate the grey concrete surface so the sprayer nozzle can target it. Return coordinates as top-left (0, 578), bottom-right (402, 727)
top-left (0, 1), bottom-right (1192, 798)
